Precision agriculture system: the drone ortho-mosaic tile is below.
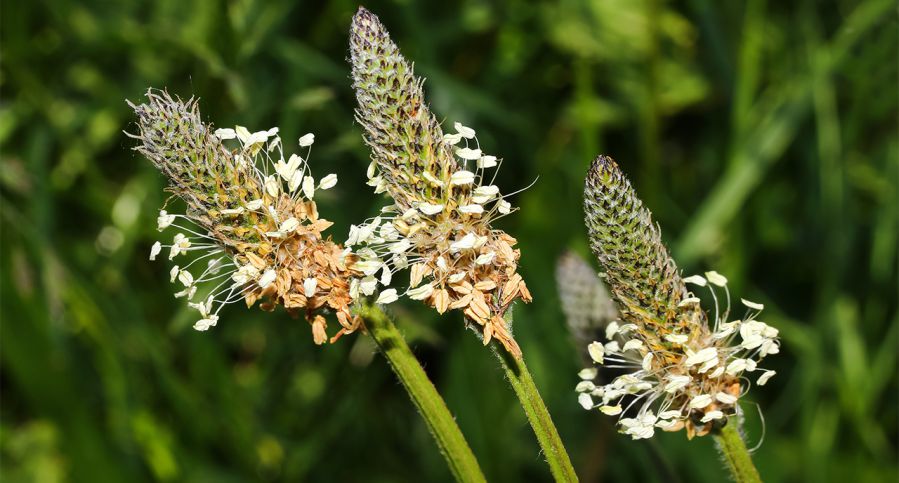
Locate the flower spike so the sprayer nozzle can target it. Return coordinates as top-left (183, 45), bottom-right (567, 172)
top-left (348, 7), bottom-right (531, 357)
top-left (129, 89), bottom-right (361, 343)
top-left (555, 251), bottom-right (619, 349)
top-left (577, 155), bottom-right (780, 439)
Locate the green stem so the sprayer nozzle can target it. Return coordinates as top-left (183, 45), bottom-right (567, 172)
top-left (715, 419), bottom-right (762, 483)
top-left (358, 304), bottom-right (486, 483)
top-left (492, 314), bottom-right (578, 482)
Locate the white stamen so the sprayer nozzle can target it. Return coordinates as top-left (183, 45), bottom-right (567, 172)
top-left (741, 298), bottom-right (764, 310)
top-left (683, 275), bottom-right (707, 286)
top-left (705, 271), bottom-right (728, 287)
top-left (757, 370), bottom-right (776, 386)
top-left (450, 170), bottom-right (476, 185)
top-left (454, 122), bottom-right (476, 138)
top-left (319, 174), bottom-right (338, 190)
top-left (455, 148), bottom-right (482, 161)
top-left (149, 241), bottom-right (162, 260)
top-left (303, 278), bottom-right (318, 297)
top-left (298, 133), bottom-right (315, 147)
top-left (376, 288), bottom-right (398, 305)
top-left (258, 269), bottom-right (276, 289)
top-left (587, 341), bottom-right (604, 364)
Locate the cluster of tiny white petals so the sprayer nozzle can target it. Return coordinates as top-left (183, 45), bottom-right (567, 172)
top-left (346, 122), bottom-right (517, 304)
top-left (575, 271), bottom-right (780, 439)
top-left (150, 126), bottom-right (337, 331)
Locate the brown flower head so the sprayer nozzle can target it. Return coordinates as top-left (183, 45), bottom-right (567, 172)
top-left (347, 7), bottom-right (531, 357)
top-left (130, 90), bottom-right (360, 343)
top-left (576, 156), bottom-right (779, 439)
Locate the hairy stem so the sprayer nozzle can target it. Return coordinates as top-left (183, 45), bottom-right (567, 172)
top-left (358, 304), bottom-right (486, 483)
top-left (715, 420), bottom-right (762, 483)
top-left (492, 313), bottom-right (578, 482)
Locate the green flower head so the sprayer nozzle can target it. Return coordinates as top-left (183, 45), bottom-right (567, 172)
top-left (347, 8), bottom-right (532, 357)
top-left (577, 156), bottom-right (779, 439)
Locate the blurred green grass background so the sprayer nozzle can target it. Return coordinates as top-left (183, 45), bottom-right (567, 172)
top-left (1, 0), bottom-right (896, 481)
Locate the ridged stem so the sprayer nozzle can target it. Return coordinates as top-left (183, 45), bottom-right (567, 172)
top-left (358, 304), bottom-right (486, 483)
top-left (715, 420), bottom-right (762, 483)
top-left (492, 313), bottom-right (578, 482)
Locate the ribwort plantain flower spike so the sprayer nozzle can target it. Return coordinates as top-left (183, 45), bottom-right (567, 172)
top-left (556, 251), bottom-right (619, 350)
top-left (577, 155), bottom-right (779, 439)
top-left (129, 90), bottom-right (361, 343)
top-left (348, 7), bottom-right (531, 357)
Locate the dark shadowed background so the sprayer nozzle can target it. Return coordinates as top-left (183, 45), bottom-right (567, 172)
top-left (2, 0), bottom-right (897, 481)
